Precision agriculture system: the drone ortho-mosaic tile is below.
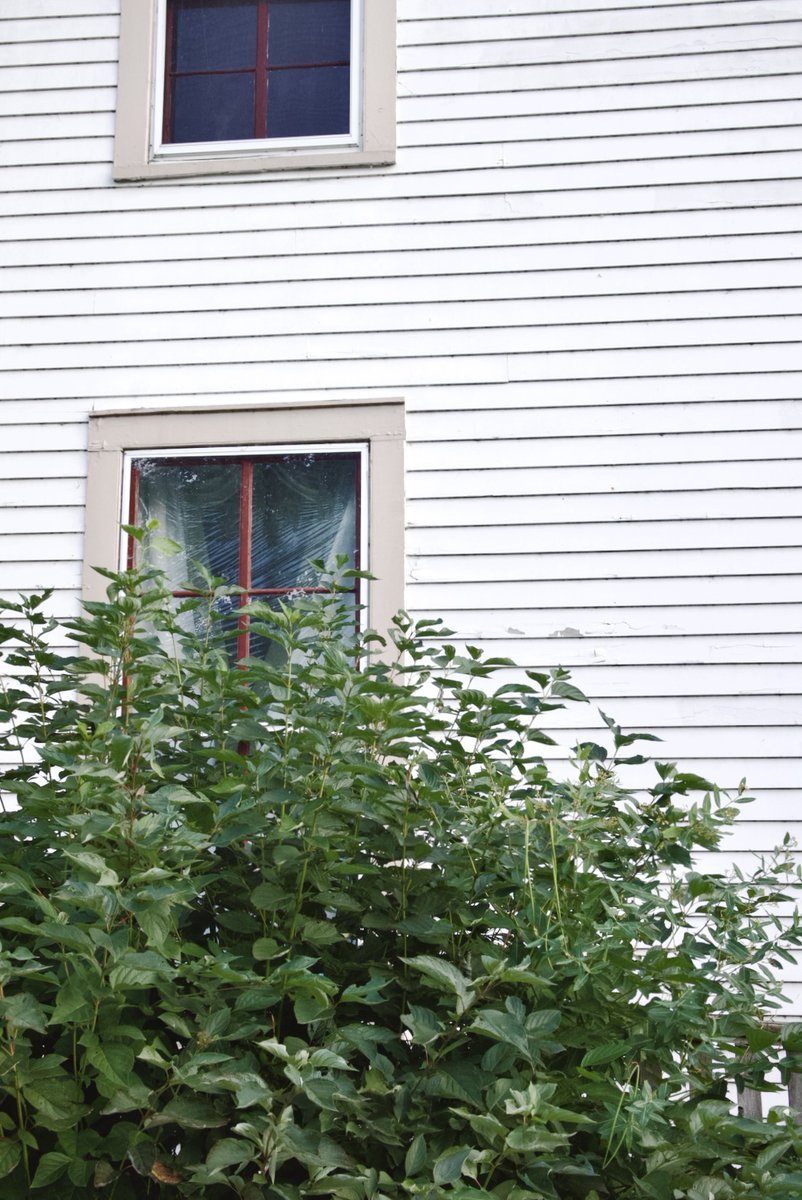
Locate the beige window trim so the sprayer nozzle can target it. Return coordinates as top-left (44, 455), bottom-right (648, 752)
top-left (84, 400), bottom-right (405, 643)
top-left (113, 0), bottom-right (396, 181)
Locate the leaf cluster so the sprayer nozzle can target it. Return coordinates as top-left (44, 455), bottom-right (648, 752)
top-left (0, 554), bottom-right (801, 1198)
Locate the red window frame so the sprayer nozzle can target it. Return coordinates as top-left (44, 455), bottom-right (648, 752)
top-left (128, 451), bottom-right (362, 660)
top-left (162, 0), bottom-right (352, 144)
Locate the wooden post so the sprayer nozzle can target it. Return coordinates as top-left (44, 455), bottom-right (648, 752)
top-left (737, 1085), bottom-right (763, 1120)
top-left (786, 1060), bottom-right (802, 1126)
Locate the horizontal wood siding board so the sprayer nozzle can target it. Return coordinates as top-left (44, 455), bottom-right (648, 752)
top-left (4, 196), bottom-right (802, 248)
top-left (400, 5), bottom-right (802, 43)
top-left (408, 516), bottom-right (802, 554)
top-left (408, 547), bottom-right (802, 582)
top-left (4, 221), bottom-right (802, 273)
top-left (8, 98), bottom-right (802, 147)
top-left (7, 293), bottom-right (802, 342)
top-left (402, 0), bottom-right (801, 19)
top-left (5, 323), bottom-right (802, 370)
top-left (399, 28), bottom-right (802, 75)
top-left (430, 636), bottom-right (802, 670)
top-left (3, 168), bottom-right (802, 219)
top-left (409, 602), bottom-right (802, 636)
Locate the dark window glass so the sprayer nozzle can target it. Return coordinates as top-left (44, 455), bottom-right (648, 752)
top-left (266, 65), bottom-right (349, 138)
top-left (164, 0), bottom-right (352, 144)
top-left (171, 73), bottom-right (257, 143)
top-left (267, 0), bottom-right (351, 67)
top-left (173, 0), bottom-right (257, 71)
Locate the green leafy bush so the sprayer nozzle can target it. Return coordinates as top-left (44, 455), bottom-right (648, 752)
top-left (1, 548), bottom-right (802, 1198)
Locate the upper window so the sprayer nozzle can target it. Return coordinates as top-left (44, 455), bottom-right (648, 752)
top-left (114, 0), bottom-right (396, 180)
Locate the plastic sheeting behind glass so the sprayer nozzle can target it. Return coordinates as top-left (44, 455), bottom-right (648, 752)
top-left (251, 455), bottom-right (357, 589)
top-left (136, 461), bottom-right (241, 589)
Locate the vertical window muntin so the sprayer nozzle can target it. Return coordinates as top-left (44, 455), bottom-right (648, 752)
top-left (122, 444), bottom-right (368, 660)
top-left (152, 0), bottom-right (362, 158)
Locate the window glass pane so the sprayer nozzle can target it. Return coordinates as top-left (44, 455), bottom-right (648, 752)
top-left (268, 0), bottom-right (351, 67)
top-left (135, 461), bottom-right (241, 590)
top-left (172, 0), bottom-right (258, 71)
top-left (251, 455), bottom-right (358, 589)
top-left (170, 73), bottom-right (256, 142)
top-left (266, 65), bottom-right (350, 138)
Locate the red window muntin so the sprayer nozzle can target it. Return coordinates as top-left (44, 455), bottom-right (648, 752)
top-left (162, 0), bottom-right (352, 145)
top-left (128, 451), bottom-right (362, 661)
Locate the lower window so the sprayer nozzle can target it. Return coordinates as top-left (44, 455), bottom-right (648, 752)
top-left (84, 402), bottom-right (405, 653)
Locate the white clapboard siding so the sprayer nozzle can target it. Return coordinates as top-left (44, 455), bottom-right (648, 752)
top-left (409, 547), bottom-right (802, 583)
top-left (409, 518), bottom-right (802, 556)
top-left (402, 5), bottom-right (802, 42)
top-left (5, 213), bottom-right (802, 274)
top-left (1, 0), bottom-right (801, 1002)
top-left (408, 604), bottom-right (801, 640)
top-left (0, 2), bottom-right (116, 18)
top-left (8, 122), bottom-right (802, 170)
top-left (401, 75), bottom-right (802, 123)
top-left (6, 201), bottom-right (802, 257)
top-left (0, 17), bottom-right (119, 45)
top-left (402, 1), bottom-right (802, 29)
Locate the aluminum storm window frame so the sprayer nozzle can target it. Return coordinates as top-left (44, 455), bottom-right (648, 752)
top-left (154, 0), bottom-right (362, 159)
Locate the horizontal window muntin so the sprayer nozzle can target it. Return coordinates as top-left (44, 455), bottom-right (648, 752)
top-left (124, 444), bottom-right (367, 660)
top-left (152, 0), bottom-right (362, 160)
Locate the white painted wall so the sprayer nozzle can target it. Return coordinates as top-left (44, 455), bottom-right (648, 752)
top-left (0, 1), bottom-right (801, 995)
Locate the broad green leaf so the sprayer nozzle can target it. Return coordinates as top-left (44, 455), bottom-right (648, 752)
top-left (31, 1152), bottom-right (71, 1189)
top-left (405, 1134), bottom-right (427, 1178)
top-left (100, 1080), bottom-right (153, 1115)
top-left (0, 992), bottom-right (47, 1034)
top-left (300, 918), bottom-right (342, 945)
top-left (108, 951), bottom-right (175, 989)
top-left (50, 974), bottom-right (96, 1025)
top-left (82, 1039), bottom-right (136, 1088)
top-left (24, 1080), bottom-right (87, 1128)
top-left (61, 849), bottom-right (120, 888)
top-left (581, 1041), bottom-right (634, 1068)
top-left (468, 1009), bottom-right (530, 1059)
top-left (133, 900), bottom-right (173, 949)
top-left (526, 1008), bottom-right (561, 1038)
top-left (0, 1141), bottom-right (20, 1181)
top-left (402, 955), bottom-right (475, 1014)
top-left (755, 1139), bottom-right (794, 1171)
top-left (433, 1147), bottom-right (471, 1185)
top-left (152, 1096), bottom-right (228, 1129)
top-left (127, 1141), bottom-right (157, 1178)
top-left (252, 937), bottom-right (279, 961)
top-left (308, 1048), bottom-right (352, 1070)
top-left (93, 1161), bottom-right (116, 1188)
top-left (401, 1005), bottom-right (443, 1047)
top-left (206, 1138), bottom-right (252, 1174)
top-left (506, 1127), bottom-right (568, 1153)
top-left (251, 881), bottom-right (291, 909)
